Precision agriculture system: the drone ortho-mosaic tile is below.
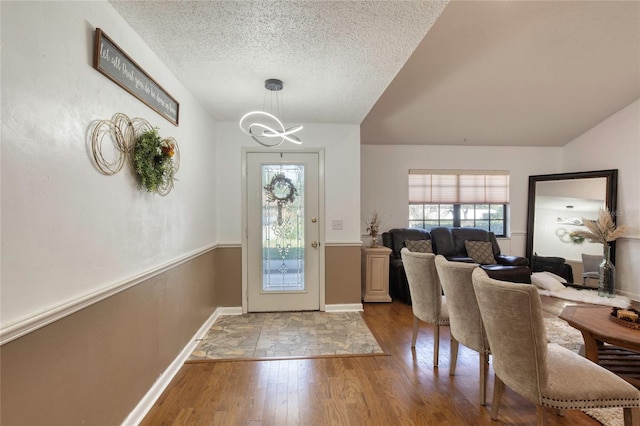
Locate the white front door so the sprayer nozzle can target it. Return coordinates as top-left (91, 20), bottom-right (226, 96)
top-left (246, 152), bottom-right (320, 312)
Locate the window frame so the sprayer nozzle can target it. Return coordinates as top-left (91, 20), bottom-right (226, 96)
top-left (408, 170), bottom-right (510, 237)
top-left (408, 202), bottom-right (508, 237)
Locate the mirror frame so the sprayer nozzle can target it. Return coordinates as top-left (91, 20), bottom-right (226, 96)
top-left (525, 169), bottom-right (618, 267)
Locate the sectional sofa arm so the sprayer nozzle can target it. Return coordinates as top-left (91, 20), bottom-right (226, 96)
top-left (495, 254), bottom-right (529, 267)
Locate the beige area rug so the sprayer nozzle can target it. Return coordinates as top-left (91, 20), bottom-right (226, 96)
top-left (545, 317), bottom-right (625, 426)
top-left (538, 287), bottom-right (631, 308)
top-left (187, 311), bottom-right (386, 362)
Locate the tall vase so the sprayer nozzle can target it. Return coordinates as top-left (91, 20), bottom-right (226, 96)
top-left (598, 245), bottom-right (616, 298)
top-left (370, 234), bottom-right (379, 248)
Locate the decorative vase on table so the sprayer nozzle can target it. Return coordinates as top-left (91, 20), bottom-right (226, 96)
top-left (598, 244), bottom-right (616, 298)
top-left (370, 233), bottom-right (379, 248)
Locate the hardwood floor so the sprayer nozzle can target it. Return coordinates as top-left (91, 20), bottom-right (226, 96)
top-left (141, 297), bottom-right (598, 425)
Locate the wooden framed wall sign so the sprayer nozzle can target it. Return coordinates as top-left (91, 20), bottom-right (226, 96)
top-left (93, 28), bottom-right (180, 126)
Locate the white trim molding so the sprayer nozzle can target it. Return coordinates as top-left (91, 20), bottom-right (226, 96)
top-left (215, 242), bottom-right (242, 248)
top-left (217, 306), bottom-right (243, 315)
top-left (325, 241), bottom-right (363, 247)
top-left (325, 303), bottom-right (364, 312)
top-left (1, 244), bottom-right (218, 346)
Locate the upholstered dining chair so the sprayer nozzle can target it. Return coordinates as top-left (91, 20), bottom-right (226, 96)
top-left (400, 248), bottom-right (449, 367)
top-left (581, 253), bottom-right (602, 285)
top-left (471, 268), bottom-right (640, 426)
top-left (435, 255), bottom-right (490, 406)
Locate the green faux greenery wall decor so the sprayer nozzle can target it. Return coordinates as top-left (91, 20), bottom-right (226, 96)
top-left (133, 128), bottom-right (177, 194)
top-left (90, 114), bottom-right (180, 195)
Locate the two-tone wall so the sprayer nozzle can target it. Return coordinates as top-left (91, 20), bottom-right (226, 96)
top-left (215, 123), bottom-right (364, 309)
top-left (2, 3), bottom-right (364, 424)
top-left (1, 249), bottom-right (218, 425)
top-left (1, 1), bottom-right (220, 424)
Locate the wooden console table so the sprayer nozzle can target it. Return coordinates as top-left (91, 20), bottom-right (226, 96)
top-left (559, 305), bottom-right (640, 387)
top-left (361, 246), bottom-right (392, 302)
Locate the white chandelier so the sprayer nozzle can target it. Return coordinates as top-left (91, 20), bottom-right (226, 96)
top-left (239, 79), bottom-right (303, 147)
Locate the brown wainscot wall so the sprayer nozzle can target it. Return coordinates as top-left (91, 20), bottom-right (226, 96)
top-left (0, 243), bottom-right (361, 425)
top-left (214, 244), bottom-right (362, 307)
top-left (0, 248), bottom-right (218, 426)
top-left (325, 244), bottom-right (362, 305)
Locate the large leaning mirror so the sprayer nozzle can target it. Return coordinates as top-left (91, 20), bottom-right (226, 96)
top-left (525, 169), bottom-right (618, 287)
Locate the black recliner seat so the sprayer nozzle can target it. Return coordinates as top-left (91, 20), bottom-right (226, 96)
top-left (382, 228), bottom-right (431, 305)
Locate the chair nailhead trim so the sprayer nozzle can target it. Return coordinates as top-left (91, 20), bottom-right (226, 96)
top-left (542, 396), bottom-right (640, 410)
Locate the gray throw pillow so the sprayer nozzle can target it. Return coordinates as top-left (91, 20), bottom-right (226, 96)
top-left (405, 239), bottom-right (433, 253)
top-left (464, 240), bottom-right (496, 265)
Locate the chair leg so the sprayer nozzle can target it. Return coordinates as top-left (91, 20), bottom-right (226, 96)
top-left (433, 324), bottom-right (440, 367)
top-left (490, 376), bottom-right (504, 420)
top-left (449, 337), bottom-right (459, 376)
top-left (623, 407), bottom-right (640, 426)
top-left (536, 405), bottom-right (545, 426)
top-left (479, 352), bottom-right (489, 406)
top-left (412, 316), bottom-right (419, 348)
top-left (555, 408), bottom-right (565, 417)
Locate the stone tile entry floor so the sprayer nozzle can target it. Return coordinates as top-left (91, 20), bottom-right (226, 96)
top-left (188, 311), bottom-right (385, 361)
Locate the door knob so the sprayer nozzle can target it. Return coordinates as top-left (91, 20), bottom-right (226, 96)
top-left (311, 241), bottom-right (318, 248)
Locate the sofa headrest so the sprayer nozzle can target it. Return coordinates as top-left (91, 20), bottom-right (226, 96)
top-left (451, 228), bottom-right (490, 255)
top-left (383, 228), bottom-right (431, 258)
top-left (430, 227), bottom-right (455, 257)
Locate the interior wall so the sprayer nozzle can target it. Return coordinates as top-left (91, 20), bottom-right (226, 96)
top-left (1, 1), bottom-right (217, 328)
top-left (1, 1), bottom-right (220, 424)
top-left (215, 123), bottom-right (362, 306)
top-left (215, 246), bottom-right (242, 306)
top-left (360, 145), bottom-right (563, 256)
top-left (325, 245), bottom-right (362, 304)
top-left (1, 249), bottom-right (217, 426)
top-left (216, 123), bottom-right (361, 244)
top-left (562, 99), bottom-right (640, 299)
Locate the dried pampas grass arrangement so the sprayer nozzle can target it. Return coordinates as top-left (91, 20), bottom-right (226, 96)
top-left (571, 208), bottom-right (628, 245)
top-left (366, 211), bottom-right (381, 239)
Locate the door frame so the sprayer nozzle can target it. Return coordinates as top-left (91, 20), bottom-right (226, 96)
top-left (241, 147), bottom-right (326, 314)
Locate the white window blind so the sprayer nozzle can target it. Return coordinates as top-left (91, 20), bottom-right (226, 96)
top-left (409, 170), bottom-right (509, 204)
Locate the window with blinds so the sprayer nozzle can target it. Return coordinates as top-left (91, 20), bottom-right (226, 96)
top-left (408, 170), bottom-right (509, 236)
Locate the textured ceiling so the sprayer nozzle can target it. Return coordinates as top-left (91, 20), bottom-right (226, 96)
top-left (110, 1), bottom-right (640, 147)
top-left (362, 0), bottom-right (640, 146)
top-left (109, 0), bottom-right (447, 124)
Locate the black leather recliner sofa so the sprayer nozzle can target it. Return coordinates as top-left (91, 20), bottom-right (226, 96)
top-left (382, 228), bottom-right (432, 305)
top-left (531, 254), bottom-right (574, 283)
top-left (382, 227), bottom-right (531, 304)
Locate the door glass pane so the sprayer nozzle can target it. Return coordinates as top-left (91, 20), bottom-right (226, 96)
top-left (262, 164), bottom-right (304, 292)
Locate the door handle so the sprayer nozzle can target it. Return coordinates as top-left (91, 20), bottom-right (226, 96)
top-left (311, 241), bottom-right (319, 248)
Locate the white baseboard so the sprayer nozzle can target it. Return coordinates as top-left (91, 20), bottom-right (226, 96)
top-left (325, 303), bottom-right (363, 312)
top-left (123, 306), bottom-right (240, 425)
top-left (217, 306), bottom-right (243, 315)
